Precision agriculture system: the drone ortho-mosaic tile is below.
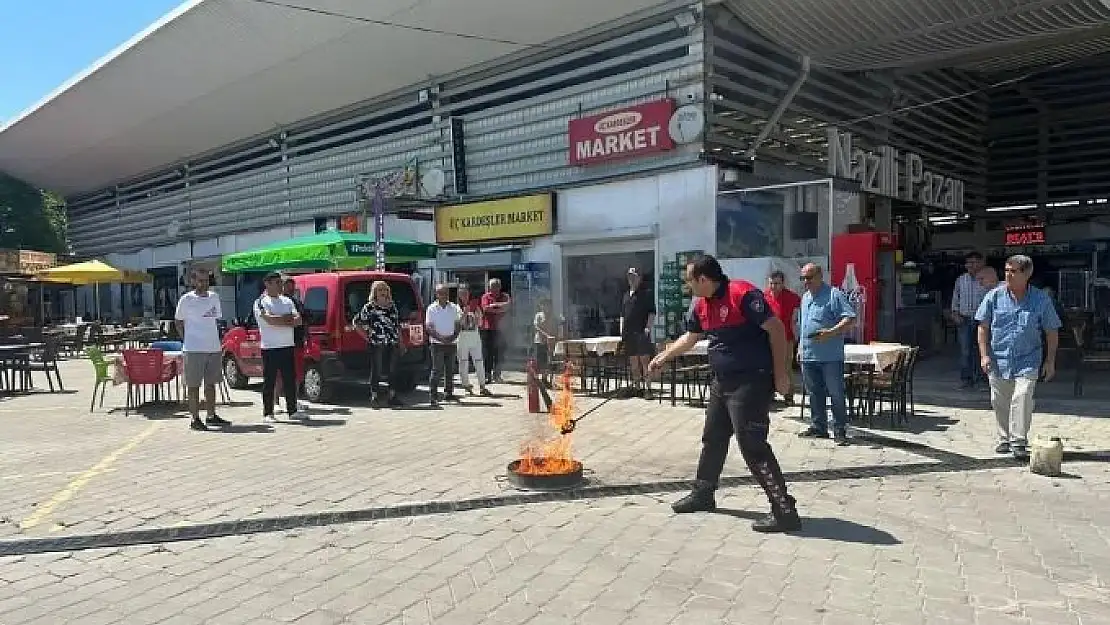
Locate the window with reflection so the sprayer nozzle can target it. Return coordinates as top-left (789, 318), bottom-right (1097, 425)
top-left (564, 251), bottom-right (654, 338)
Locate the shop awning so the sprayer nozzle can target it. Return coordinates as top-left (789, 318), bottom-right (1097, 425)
top-left (36, 260), bottom-right (149, 285)
top-left (221, 231), bottom-right (438, 274)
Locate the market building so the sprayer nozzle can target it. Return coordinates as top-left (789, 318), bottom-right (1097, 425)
top-left (3, 0), bottom-right (1110, 345)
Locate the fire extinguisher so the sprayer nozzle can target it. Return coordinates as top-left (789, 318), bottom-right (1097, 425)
top-left (526, 358), bottom-right (541, 413)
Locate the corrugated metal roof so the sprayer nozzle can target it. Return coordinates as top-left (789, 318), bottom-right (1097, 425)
top-left (0, 0), bottom-right (678, 194)
top-left (723, 0), bottom-right (1110, 73)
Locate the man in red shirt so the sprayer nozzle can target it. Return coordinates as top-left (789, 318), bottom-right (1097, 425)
top-left (766, 270), bottom-right (801, 404)
top-left (479, 278), bottom-right (511, 384)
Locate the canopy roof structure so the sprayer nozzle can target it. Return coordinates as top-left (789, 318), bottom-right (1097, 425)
top-left (5, 0), bottom-right (1110, 197)
top-left (0, 0), bottom-right (674, 195)
top-left (220, 230), bottom-right (438, 273)
top-left (723, 0), bottom-right (1110, 74)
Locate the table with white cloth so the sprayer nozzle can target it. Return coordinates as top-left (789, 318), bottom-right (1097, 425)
top-left (552, 337), bottom-right (629, 395)
top-left (553, 336), bottom-right (624, 356)
top-left (827, 343), bottom-right (913, 426)
top-left (844, 343), bottom-right (909, 372)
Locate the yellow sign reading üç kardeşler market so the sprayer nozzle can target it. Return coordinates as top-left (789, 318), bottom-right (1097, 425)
top-left (435, 194), bottom-right (553, 244)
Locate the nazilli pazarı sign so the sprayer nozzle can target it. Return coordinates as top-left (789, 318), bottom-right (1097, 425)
top-left (827, 128), bottom-right (965, 213)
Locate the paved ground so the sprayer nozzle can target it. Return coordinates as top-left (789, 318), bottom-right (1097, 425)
top-left (0, 357), bottom-right (1107, 624)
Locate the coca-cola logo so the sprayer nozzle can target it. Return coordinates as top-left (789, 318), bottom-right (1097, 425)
top-left (594, 111), bottom-right (643, 134)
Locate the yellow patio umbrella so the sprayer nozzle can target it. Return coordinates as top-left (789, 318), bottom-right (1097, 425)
top-left (37, 260), bottom-right (127, 284)
top-left (37, 260), bottom-right (149, 319)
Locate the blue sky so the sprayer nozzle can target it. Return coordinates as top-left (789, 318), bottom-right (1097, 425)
top-left (0, 0), bottom-right (183, 124)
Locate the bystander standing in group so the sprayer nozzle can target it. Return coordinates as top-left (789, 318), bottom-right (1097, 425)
top-left (976, 254), bottom-right (1061, 460)
top-left (797, 263), bottom-right (856, 446)
top-left (352, 280), bottom-right (404, 408)
top-left (426, 284), bottom-right (462, 407)
top-left (533, 298), bottom-right (555, 388)
top-left (765, 270), bottom-right (802, 404)
top-left (649, 255), bottom-right (800, 532)
top-left (456, 285), bottom-right (490, 396)
top-left (255, 272), bottom-right (304, 423)
top-left (175, 268), bottom-right (231, 432)
top-left (275, 275), bottom-right (308, 413)
top-left (479, 278), bottom-right (511, 384)
top-left (952, 251), bottom-right (990, 390)
top-left (621, 267), bottom-right (656, 398)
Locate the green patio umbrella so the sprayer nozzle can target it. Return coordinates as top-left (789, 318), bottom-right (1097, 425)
top-left (221, 231), bottom-right (437, 274)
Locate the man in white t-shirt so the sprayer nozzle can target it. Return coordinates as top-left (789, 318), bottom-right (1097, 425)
top-left (426, 284), bottom-right (462, 407)
top-left (175, 268), bottom-right (230, 431)
top-left (255, 272), bottom-right (304, 423)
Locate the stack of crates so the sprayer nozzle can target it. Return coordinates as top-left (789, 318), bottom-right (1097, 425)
top-left (659, 250), bottom-right (702, 339)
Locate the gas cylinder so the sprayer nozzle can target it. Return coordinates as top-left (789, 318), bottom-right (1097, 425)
top-left (526, 358), bottom-right (541, 413)
top-left (1029, 436), bottom-right (1064, 477)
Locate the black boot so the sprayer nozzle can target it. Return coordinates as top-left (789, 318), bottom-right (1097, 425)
top-left (672, 481), bottom-right (717, 513)
top-left (752, 496), bottom-right (802, 533)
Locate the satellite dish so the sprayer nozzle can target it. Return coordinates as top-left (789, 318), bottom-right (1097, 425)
top-left (420, 168), bottom-right (446, 198)
top-left (166, 220), bottom-right (182, 238)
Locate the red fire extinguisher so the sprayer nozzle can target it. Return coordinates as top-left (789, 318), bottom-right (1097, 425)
top-left (526, 358), bottom-right (541, 413)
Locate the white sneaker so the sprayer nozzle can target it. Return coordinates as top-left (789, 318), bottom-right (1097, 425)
top-left (289, 411), bottom-right (309, 421)
top-left (263, 415), bottom-right (277, 424)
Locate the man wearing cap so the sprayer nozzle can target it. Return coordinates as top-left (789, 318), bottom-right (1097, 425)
top-left (621, 267), bottom-right (657, 397)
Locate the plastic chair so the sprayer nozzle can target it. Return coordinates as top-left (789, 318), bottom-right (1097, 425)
top-left (85, 347), bottom-right (112, 412)
top-left (121, 349), bottom-right (178, 416)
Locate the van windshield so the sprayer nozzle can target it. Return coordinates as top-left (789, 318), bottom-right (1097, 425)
top-left (345, 280), bottom-right (419, 322)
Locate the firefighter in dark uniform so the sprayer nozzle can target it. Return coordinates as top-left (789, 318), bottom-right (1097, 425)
top-left (649, 255), bottom-right (801, 532)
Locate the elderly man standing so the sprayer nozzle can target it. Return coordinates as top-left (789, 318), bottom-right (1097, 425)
top-left (797, 263), bottom-right (856, 446)
top-left (952, 251), bottom-right (989, 389)
top-left (426, 284), bottom-right (462, 407)
top-left (975, 255), bottom-right (1061, 460)
top-left (479, 278), bottom-right (511, 384)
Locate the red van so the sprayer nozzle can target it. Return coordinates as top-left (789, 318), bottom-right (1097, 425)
top-left (221, 271), bottom-right (428, 402)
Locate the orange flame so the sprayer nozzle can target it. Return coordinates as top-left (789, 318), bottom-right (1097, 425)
top-left (517, 364), bottom-right (578, 475)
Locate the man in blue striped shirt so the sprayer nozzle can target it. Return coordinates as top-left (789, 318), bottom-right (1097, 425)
top-left (975, 255), bottom-right (1061, 460)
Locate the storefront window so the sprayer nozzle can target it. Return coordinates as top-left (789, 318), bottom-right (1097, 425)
top-left (151, 268), bottom-right (179, 321)
top-left (564, 251), bottom-right (654, 338)
top-left (717, 190), bottom-right (785, 258)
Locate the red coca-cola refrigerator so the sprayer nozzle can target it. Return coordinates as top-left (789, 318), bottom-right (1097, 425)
top-left (830, 231), bottom-right (900, 344)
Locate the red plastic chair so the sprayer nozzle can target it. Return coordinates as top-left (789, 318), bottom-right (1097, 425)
top-left (122, 349), bottom-right (178, 415)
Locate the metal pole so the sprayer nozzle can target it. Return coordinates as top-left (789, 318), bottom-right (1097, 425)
top-left (373, 185), bottom-right (387, 269)
top-left (744, 56), bottom-right (811, 162)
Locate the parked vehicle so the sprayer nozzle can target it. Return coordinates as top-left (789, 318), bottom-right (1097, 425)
top-left (221, 271), bottom-right (428, 402)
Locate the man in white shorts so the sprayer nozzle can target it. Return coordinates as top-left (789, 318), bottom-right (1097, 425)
top-left (175, 268), bottom-right (231, 431)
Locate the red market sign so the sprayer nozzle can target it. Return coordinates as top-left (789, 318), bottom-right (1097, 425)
top-left (1004, 220), bottom-right (1046, 246)
top-left (569, 99), bottom-right (676, 166)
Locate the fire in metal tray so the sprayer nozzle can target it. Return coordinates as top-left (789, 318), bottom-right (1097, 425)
top-left (508, 365), bottom-right (586, 490)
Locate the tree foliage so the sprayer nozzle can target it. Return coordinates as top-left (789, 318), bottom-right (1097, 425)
top-left (0, 172), bottom-right (68, 254)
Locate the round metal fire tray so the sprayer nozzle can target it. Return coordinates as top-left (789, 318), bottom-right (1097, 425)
top-left (506, 459), bottom-right (585, 491)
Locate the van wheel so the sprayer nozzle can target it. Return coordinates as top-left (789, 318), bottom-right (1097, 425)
top-left (391, 371), bottom-right (417, 393)
top-left (223, 355), bottom-right (249, 389)
top-left (302, 364), bottom-right (331, 403)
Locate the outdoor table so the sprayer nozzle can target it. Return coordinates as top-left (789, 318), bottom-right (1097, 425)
top-left (111, 350), bottom-right (184, 406)
top-left (844, 343), bottom-right (908, 372)
top-left (841, 343), bottom-right (911, 423)
top-left (554, 336), bottom-right (624, 356)
top-left (0, 343), bottom-right (44, 392)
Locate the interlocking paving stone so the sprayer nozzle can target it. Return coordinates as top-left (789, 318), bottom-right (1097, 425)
top-left (0, 359), bottom-right (1108, 623)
